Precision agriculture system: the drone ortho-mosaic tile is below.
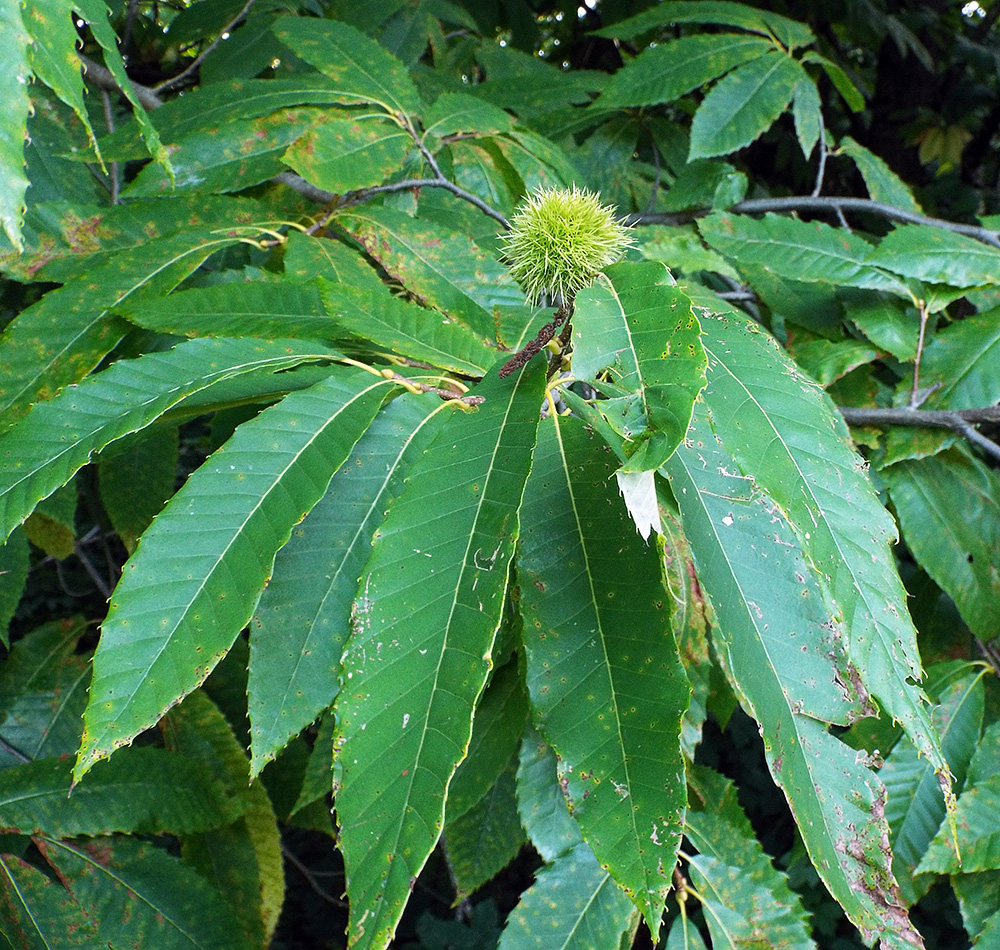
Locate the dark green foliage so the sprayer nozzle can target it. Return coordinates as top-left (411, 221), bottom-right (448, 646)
top-left (2, 3), bottom-right (1000, 949)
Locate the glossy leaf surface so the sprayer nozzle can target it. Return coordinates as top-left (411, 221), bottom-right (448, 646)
top-left (74, 368), bottom-right (390, 782)
top-left (520, 413), bottom-right (689, 936)
top-left (689, 52), bottom-right (804, 159)
top-left (333, 359), bottom-right (545, 950)
top-left (248, 394), bottom-right (446, 774)
top-left (272, 16), bottom-right (421, 115)
top-left (572, 262), bottom-right (707, 472)
top-left (695, 310), bottom-right (952, 799)
top-left (664, 405), bottom-right (919, 949)
top-left (0, 337), bottom-right (337, 544)
top-left (597, 35), bottom-right (773, 109)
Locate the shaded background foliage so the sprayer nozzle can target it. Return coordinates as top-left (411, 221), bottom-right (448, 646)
top-left (1, 1), bottom-right (1000, 950)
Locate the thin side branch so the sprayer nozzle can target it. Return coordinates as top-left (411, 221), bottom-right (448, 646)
top-left (499, 299), bottom-right (573, 378)
top-left (385, 371), bottom-right (484, 405)
top-left (154, 0), bottom-right (256, 94)
top-left (0, 734), bottom-right (30, 763)
top-left (79, 54), bottom-right (163, 110)
top-left (274, 172), bottom-right (510, 228)
top-left (811, 113), bottom-right (827, 198)
top-left (839, 405), bottom-right (1000, 464)
top-left (630, 196), bottom-right (1000, 249)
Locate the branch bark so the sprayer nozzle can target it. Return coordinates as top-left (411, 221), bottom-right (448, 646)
top-left (839, 405), bottom-right (1000, 464)
top-left (629, 196), bottom-right (1000, 249)
top-left (79, 54), bottom-right (163, 110)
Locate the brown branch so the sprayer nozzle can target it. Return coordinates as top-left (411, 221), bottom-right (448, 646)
top-left (839, 405), bottom-right (1000, 464)
top-left (154, 0), bottom-right (256, 94)
top-left (628, 196), bottom-right (1000, 249)
top-left (79, 54), bottom-right (163, 110)
top-left (385, 371), bottom-right (484, 405)
top-left (274, 171), bottom-right (510, 228)
top-left (499, 300), bottom-right (573, 378)
top-left (0, 734), bottom-right (30, 763)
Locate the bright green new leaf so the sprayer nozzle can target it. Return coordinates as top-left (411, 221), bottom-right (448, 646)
top-left (867, 225), bottom-right (1000, 288)
top-left (695, 310), bottom-right (954, 815)
top-left (597, 35), bottom-right (774, 109)
top-left (884, 447), bottom-right (1000, 642)
top-left (664, 405), bottom-right (921, 949)
top-left (519, 414), bottom-right (689, 937)
top-left (689, 52), bottom-right (804, 160)
top-left (333, 358), bottom-right (545, 950)
top-left (284, 117), bottom-right (412, 193)
top-left (698, 212), bottom-right (906, 293)
top-left (272, 16), bottom-right (421, 115)
top-left (37, 836), bottom-right (253, 950)
top-left (572, 261), bottom-right (707, 473)
top-left (592, 1), bottom-right (815, 50)
top-left (0, 337), bottom-right (338, 544)
top-left (248, 394), bottom-right (446, 775)
top-left (0, 748), bottom-right (236, 838)
top-left (74, 367), bottom-right (391, 783)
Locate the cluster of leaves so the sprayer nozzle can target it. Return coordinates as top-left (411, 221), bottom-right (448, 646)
top-left (1, 2), bottom-right (1000, 949)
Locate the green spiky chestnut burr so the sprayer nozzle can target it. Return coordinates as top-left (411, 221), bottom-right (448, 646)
top-left (500, 185), bottom-right (633, 305)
